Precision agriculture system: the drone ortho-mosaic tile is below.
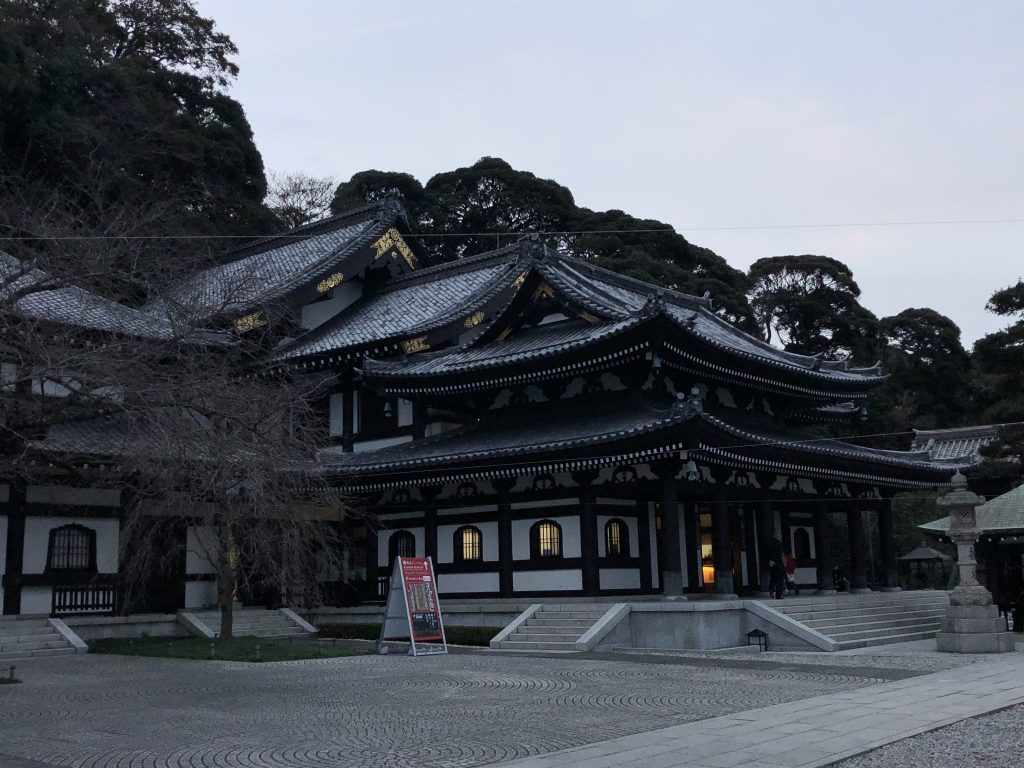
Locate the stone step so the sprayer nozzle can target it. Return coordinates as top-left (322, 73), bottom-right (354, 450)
top-left (0, 647), bottom-right (77, 662)
top-left (230, 628), bottom-right (308, 638)
top-left (537, 604), bottom-right (614, 613)
top-left (496, 639), bottom-right (578, 651)
top-left (511, 630), bottom-right (584, 641)
top-left (525, 618), bottom-right (596, 628)
top-left (829, 622), bottom-right (942, 642)
top-left (775, 594), bottom-right (948, 612)
top-left (533, 611), bottom-right (607, 621)
top-left (803, 609), bottom-right (948, 630)
top-left (833, 630), bottom-right (941, 651)
top-left (0, 638), bottom-right (69, 652)
top-left (778, 601), bottom-right (949, 621)
top-left (0, 624), bottom-right (56, 638)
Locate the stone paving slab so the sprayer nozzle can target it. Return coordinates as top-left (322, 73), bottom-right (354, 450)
top-left (0, 650), bottom-right (886, 768)
top-left (493, 651), bottom-right (1024, 768)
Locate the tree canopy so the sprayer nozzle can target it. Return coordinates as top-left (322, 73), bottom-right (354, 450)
top-left (0, 0), bottom-right (273, 269)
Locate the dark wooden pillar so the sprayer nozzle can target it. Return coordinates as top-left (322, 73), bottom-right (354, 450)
top-left (756, 499), bottom-right (774, 597)
top-left (712, 490), bottom-right (736, 598)
top-left (365, 524), bottom-right (380, 602)
top-left (847, 508), bottom-right (870, 593)
top-left (654, 461), bottom-right (684, 595)
top-left (494, 478), bottom-right (515, 598)
top-left (637, 500), bottom-right (653, 592)
top-left (421, 485), bottom-right (441, 564)
top-left (813, 500), bottom-right (836, 595)
top-left (2, 480), bottom-right (26, 615)
top-left (412, 397), bottom-right (427, 441)
top-left (341, 369), bottom-right (355, 453)
top-left (683, 503), bottom-right (700, 593)
top-left (743, 505), bottom-right (758, 594)
top-left (877, 497), bottom-right (900, 591)
top-left (574, 472), bottom-right (600, 596)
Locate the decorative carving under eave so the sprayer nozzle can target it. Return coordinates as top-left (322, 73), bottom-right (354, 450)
top-left (463, 311), bottom-right (485, 329)
top-left (401, 336), bottom-right (430, 354)
top-left (234, 312), bottom-right (266, 334)
top-left (316, 271), bottom-right (344, 294)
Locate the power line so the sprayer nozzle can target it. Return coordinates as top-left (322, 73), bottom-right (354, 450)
top-left (2, 217), bottom-right (1024, 241)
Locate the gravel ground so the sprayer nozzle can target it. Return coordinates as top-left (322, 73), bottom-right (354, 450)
top-left (836, 702), bottom-right (1024, 767)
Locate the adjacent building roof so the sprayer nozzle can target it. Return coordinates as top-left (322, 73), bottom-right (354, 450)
top-left (149, 200), bottom-right (417, 325)
top-left (921, 483), bottom-right (1024, 535)
top-left (911, 425), bottom-right (1000, 462)
top-left (2, 251), bottom-right (183, 341)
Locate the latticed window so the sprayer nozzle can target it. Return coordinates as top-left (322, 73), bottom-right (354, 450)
top-left (530, 520), bottom-right (562, 558)
top-left (46, 524), bottom-right (96, 572)
top-left (388, 530), bottom-right (415, 564)
top-left (605, 519), bottom-right (628, 558)
top-left (455, 526), bottom-right (482, 562)
top-left (793, 528), bottom-right (812, 560)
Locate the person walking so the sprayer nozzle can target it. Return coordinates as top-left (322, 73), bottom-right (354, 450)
top-left (766, 531), bottom-right (786, 599)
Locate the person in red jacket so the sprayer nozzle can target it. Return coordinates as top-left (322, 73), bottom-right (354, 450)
top-left (785, 553), bottom-right (799, 596)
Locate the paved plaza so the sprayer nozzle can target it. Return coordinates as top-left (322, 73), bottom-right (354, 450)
top-left (1, 646), bottom-right (1022, 768)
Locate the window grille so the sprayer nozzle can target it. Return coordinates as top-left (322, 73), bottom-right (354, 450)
top-left (455, 526), bottom-right (482, 562)
top-left (605, 518), bottom-right (628, 558)
top-left (531, 520), bottom-right (562, 558)
top-left (793, 528), bottom-right (812, 559)
top-left (47, 524), bottom-right (96, 572)
top-left (389, 530), bottom-right (415, 563)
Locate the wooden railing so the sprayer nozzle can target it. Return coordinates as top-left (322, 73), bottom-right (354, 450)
top-left (52, 583), bottom-right (117, 616)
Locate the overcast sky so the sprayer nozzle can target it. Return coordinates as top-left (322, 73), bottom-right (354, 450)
top-left (196, 0), bottom-right (1022, 346)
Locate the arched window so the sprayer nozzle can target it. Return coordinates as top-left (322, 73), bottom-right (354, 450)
top-left (388, 530), bottom-right (415, 564)
top-left (604, 518), bottom-right (629, 558)
top-left (530, 520), bottom-right (562, 559)
top-left (793, 528), bottom-right (812, 560)
top-left (46, 524), bottom-right (96, 572)
top-left (454, 526), bottom-right (482, 562)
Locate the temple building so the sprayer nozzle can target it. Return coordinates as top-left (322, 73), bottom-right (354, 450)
top-left (1, 200), bottom-right (979, 616)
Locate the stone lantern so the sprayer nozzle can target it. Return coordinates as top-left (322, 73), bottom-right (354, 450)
top-left (935, 472), bottom-right (1014, 653)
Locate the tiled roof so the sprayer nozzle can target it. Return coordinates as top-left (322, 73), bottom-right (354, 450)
top-left (320, 394), bottom-right (974, 485)
top-left (271, 247), bottom-right (522, 363)
top-left (29, 411), bottom-right (173, 459)
top-left (920, 483), bottom-right (1024, 534)
top-left (363, 316), bottom-right (643, 378)
top-left (149, 203), bottom-right (395, 322)
top-left (910, 425), bottom-right (1000, 461)
top-left (1, 252), bottom-right (182, 341)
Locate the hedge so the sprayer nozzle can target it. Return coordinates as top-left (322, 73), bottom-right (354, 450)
top-left (318, 622), bottom-right (499, 647)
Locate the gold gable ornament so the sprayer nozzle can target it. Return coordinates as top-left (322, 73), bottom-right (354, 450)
top-left (463, 311), bottom-right (485, 329)
top-left (372, 227), bottom-right (418, 270)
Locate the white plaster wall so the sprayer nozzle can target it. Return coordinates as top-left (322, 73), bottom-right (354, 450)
top-left (599, 568), bottom-right (641, 590)
top-left (21, 586), bottom-right (52, 615)
top-left (0, 515), bottom-right (6, 613)
top-left (511, 498), bottom-right (576, 510)
top-left (186, 526), bottom-right (218, 575)
top-left (328, 393), bottom-right (345, 436)
top-left (397, 398), bottom-right (414, 427)
top-left (438, 505), bottom-right (493, 516)
top-left (26, 485), bottom-right (120, 506)
top-left (437, 521), bottom-right (499, 563)
top-left (513, 569), bottom-right (582, 592)
top-left (23, 517), bottom-right (119, 574)
top-left (300, 282), bottom-right (361, 329)
top-left (185, 580), bottom-right (217, 609)
top-left (377, 527), bottom-right (424, 567)
top-left (425, 422), bottom-right (460, 437)
top-left (596, 515), bottom-right (639, 558)
top-left (354, 435), bottom-right (412, 453)
top-left (438, 572), bottom-right (500, 594)
top-left (795, 566), bottom-right (817, 585)
top-left (511, 516), bottom-right (580, 560)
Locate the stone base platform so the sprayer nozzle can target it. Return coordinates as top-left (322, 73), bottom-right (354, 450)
top-left (936, 587), bottom-right (1014, 653)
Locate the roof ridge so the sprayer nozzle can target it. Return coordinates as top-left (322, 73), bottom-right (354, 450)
top-left (370, 241), bottom-right (528, 293)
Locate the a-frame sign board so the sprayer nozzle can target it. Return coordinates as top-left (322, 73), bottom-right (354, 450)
top-left (377, 556), bottom-right (448, 657)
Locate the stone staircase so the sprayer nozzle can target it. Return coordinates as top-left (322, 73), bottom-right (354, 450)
top-left (491, 604), bottom-right (611, 651)
top-left (0, 618), bottom-right (83, 661)
top-left (182, 607), bottom-right (316, 639)
top-left (771, 590), bottom-right (950, 650)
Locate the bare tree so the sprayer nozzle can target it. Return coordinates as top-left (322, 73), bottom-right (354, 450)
top-left (265, 171), bottom-right (337, 230)
top-left (2, 173), bottom-right (356, 638)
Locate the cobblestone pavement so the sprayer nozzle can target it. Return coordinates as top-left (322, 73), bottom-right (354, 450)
top-left (0, 651), bottom-right (888, 768)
